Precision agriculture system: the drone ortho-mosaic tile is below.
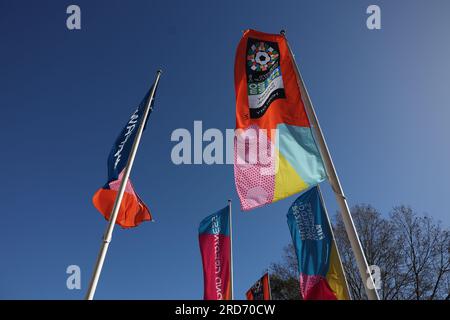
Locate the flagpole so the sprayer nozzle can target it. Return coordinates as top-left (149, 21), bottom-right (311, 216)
top-left (85, 70), bottom-right (162, 300)
top-left (317, 184), bottom-right (352, 300)
top-left (281, 30), bottom-right (380, 300)
top-left (228, 199), bottom-right (234, 300)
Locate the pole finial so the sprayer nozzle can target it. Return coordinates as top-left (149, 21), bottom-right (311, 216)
top-left (280, 29), bottom-right (286, 36)
top-left (157, 69), bottom-right (163, 75)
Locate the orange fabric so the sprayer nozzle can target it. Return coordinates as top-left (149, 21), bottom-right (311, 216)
top-left (92, 188), bottom-right (152, 228)
top-left (246, 273), bottom-right (271, 300)
top-left (262, 273), bottom-right (270, 299)
top-left (234, 29), bottom-right (310, 139)
top-left (225, 276), bottom-right (232, 300)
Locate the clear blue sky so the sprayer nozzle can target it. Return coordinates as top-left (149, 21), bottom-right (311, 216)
top-left (1, 0), bottom-right (449, 299)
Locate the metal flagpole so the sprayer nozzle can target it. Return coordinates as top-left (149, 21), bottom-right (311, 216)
top-left (228, 199), bottom-right (234, 300)
top-left (281, 30), bottom-right (380, 300)
top-left (85, 70), bottom-right (162, 300)
top-left (317, 184), bottom-right (352, 300)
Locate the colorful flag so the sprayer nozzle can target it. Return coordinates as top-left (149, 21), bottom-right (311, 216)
top-left (198, 206), bottom-right (232, 300)
top-left (92, 89), bottom-right (154, 228)
top-left (246, 273), bottom-right (271, 300)
top-left (234, 29), bottom-right (326, 211)
top-left (287, 186), bottom-right (350, 300)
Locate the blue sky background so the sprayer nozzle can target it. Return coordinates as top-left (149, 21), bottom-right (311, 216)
top-left (1, 0), bottom-right (449, 299)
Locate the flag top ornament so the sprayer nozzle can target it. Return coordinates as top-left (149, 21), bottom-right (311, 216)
top-left (246, 273), bottom-right (271, 300)
top-left (198, 206), bottom-right (232, 300)
top-left (234, 29), bottom-right (326, 211)
top-left (287, 186), bottom-right (350, 300)
top-left (92, 89), bottom-right (155, 228)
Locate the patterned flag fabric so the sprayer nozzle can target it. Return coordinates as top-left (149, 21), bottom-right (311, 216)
top-left (234, 29), bottom-right (326, 211)
top-left (92, 89), bottom-right (154, 228)
top-left (246, 273), bottom-right (271, 300)
top-left (198, 206), bottom-right (231, 300)
top-left (287, 186), bottom-right (350, 300)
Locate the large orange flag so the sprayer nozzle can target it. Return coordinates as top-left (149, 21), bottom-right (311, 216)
top-left (234, 29), bottom-right (326, 210)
